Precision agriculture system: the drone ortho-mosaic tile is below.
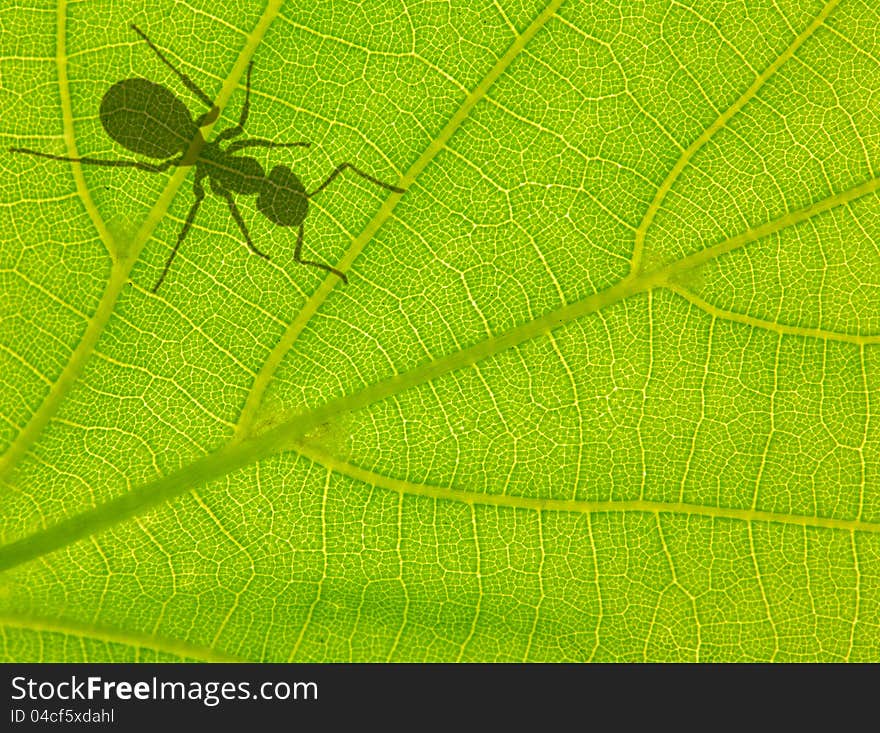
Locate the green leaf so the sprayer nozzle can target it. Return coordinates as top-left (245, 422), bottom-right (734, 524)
top-left (1, 0), bottom-right (878, 662)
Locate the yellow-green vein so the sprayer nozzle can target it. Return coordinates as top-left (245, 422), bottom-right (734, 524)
top-left (667, 283), bottom-right (880, 345)
top-left (294, 443), bottom-right (880, 534)
top-left (1, 167), bottom-right (876, 571)
top-left (55, 0), bottom-right (114, 256)
top-left (0, 614), bottom-right (243, 662)
top-left (629, 0), bottom-right (842, 272)
top-left (0, 0), bottom-right (284, 483)
top-left (233, 0), bottom-right (567, 440)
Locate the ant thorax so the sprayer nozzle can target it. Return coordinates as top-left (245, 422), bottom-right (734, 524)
top-left (200, 142), bottom-right (267, 197)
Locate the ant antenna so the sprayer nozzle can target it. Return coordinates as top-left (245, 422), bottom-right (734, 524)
top-left (131, 24), bottom-right (218, 121)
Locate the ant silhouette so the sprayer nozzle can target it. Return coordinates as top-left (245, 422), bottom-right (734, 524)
top-left (10, 24), bottom-right (405, 290)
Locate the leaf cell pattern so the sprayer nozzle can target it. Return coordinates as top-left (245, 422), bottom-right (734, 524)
top-left (1, 0), bottom-right (879, 661)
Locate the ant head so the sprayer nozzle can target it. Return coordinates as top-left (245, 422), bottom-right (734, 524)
top-left (100, 79), bottom-right (198, 159)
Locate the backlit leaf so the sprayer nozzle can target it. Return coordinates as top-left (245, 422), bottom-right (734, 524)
top-left (1, 0), bottom-right (878, 661)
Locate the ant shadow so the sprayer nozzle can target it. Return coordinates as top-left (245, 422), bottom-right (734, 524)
top-left (11, 24), bottom-right (405, 290)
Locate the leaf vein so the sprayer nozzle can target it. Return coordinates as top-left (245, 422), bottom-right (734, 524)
top-left (629, 0), bottom-right (843, 272)
top-left (0, 613), bottom-right (243, 662)
top-left (233, 0), bottom-right (567, 440)
top-left (666, 284), bottom-right (880, 344)
top-left (0, 0), bottom-right (285, 481)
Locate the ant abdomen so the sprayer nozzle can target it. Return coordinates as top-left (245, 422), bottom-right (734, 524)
top-left (100, 78), bottom-right (196, 159)
top-left (257, 165), bottom-right (309, 227)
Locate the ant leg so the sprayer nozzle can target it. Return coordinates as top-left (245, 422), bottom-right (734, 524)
top-left (9, 147), bottom-right (179, 173)
top-left (151, 174), bottom-right (206, 292)
top-left (218, 190), bottom-right (270, 259)
top-left (294, 223), bottom-right (348, 284)
top-left (225, 139), bottom-right (311, 155)
top-left (308, 163), bottom-right (405, 196)
top-left (131, 24), bottom-right (218, 125)
top-left (216, 62), bottom-right (254, 143)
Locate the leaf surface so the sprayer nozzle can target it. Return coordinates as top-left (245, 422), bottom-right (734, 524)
top-left (1, 0), bottom-right (879, 661)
